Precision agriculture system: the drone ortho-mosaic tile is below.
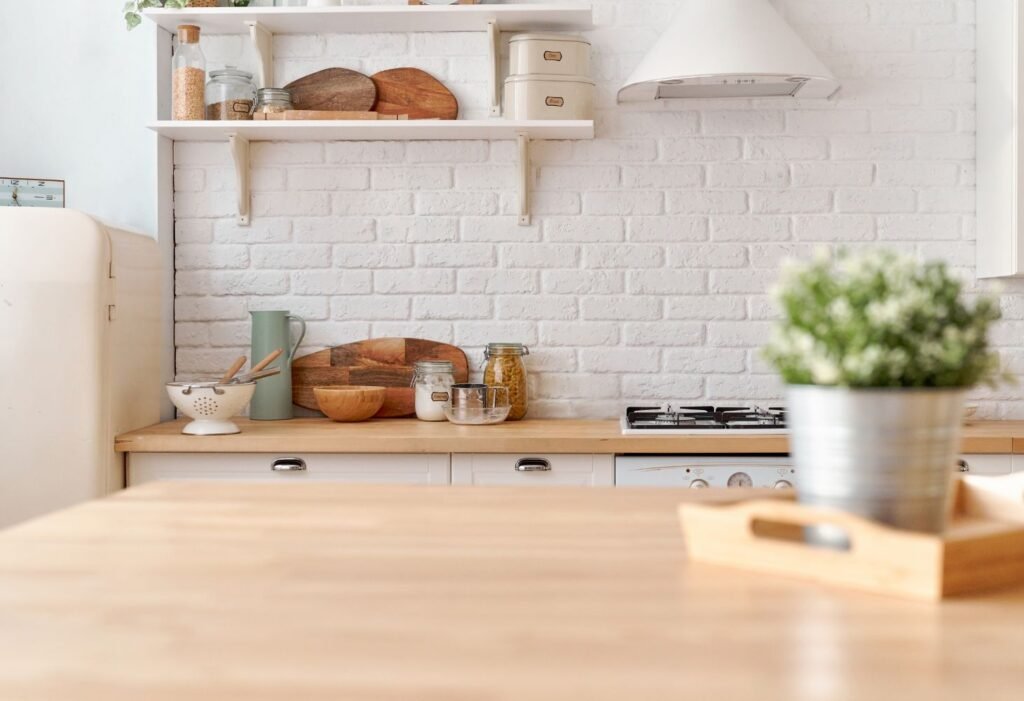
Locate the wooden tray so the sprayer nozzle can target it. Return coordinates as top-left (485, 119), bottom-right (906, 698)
top-left (678, 475), bottom-right (1024, 601)
top-left (292, 338), bottom-right (468, 418)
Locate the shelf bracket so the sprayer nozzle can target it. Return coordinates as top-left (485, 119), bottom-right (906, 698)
top-left (247, 21), bottom-right (274, 90)
top-left (228, 134), bottom-right (251, 226)
top-left (518, 132), bottom-right (531, 226)
top-left (488, 20), bottom-right (502, 117)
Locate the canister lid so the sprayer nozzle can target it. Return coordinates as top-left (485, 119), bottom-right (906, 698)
top-left (485, 343), bottom-right (530, 357)
top-left (177, 24), bottom-right (201, 43)
top-left (504, 74), bottom-right (596, 86)
top-left (209, 66), bottom-right (254, 82)
top-left (509, 33), bottom-right (590, 45)
top-left (415, 360), bottom-right (455, 373)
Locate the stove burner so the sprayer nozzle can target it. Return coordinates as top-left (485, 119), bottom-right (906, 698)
top-left (624, 405), bottom-right (787, 431)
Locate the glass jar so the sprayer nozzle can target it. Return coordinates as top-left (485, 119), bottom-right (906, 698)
top-left (206, 67), bottom-right (256, 121)
top-left (172, 25), bottom-right (206, 121)
top-left (254, 88), bottom-right (293, 115)
top-left (483, 343), bottom-right (530, 421)
top-left (413, 361), bottom-right (455, 422)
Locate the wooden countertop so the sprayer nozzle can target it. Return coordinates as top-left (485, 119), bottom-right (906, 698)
top-left (0, 482), bottom-right (1021, 700)
top-left (115, 418), bottom-right (1024, 454)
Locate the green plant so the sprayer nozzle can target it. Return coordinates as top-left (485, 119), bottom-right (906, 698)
top-left (763, 250), bottom-right (1004, 388)
top-left (124, 0), bottom-right (190, 31)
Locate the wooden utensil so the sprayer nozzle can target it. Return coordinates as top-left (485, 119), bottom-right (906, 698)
top-left (251, 348), bottom-right (283, 374)
top-left (292, 338), bottom-right (468, 418)
top-left (284, 68), bottom-right (377, 112)
top-left (219, 356), bottom-right (247, 385)
top-left (370, 68), bottom-right (459, 120)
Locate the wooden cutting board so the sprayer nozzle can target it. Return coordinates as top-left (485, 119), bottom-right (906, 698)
top-left (293, 338), bottom-right (469, 418)
top-left (284, 68), bottom-right (377, 112)
top-left (370, 68), bottom-right (459, 120)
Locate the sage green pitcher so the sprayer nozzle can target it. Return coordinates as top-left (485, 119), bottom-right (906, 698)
top-left (249, 310), bottom-right (306, 421)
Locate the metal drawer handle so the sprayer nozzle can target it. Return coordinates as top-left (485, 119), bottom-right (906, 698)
top-left (271, 458), bottom-right (307, 473)
top-left (516, 458), bottom-right (551, 473)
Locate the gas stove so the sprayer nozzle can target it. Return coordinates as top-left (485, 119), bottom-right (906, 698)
top-left (620, 405), bottom-right (788, 435)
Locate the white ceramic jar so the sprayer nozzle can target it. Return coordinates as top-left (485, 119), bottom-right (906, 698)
top-left (509, 33), bottom-right (591, 77)
top-left (413, 360), bottom-right (455, 422)
top-left (503, 74), bottom-right (595, 120)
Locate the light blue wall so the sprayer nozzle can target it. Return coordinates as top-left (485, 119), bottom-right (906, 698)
top-left (0, 0), bottom-right (159, 235)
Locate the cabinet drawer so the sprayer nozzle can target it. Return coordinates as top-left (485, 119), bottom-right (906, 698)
top-left (128, 453), bottom-right (451, 487)
top-left (451, 454), bottom-right (614, 487)
top-left (960, 454), bottom-right (1013, 476)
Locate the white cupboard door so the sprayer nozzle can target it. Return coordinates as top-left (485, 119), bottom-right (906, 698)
top-left (128, 453), bottom-right (451, 487)
top-left (451, 454), bottom-right (614, 487)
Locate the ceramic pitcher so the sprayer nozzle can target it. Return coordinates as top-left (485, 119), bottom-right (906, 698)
top-left (249, 310), bottom-right (306, 421)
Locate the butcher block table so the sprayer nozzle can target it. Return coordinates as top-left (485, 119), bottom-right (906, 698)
top-left (1, 483), bottom-right (1022, 700)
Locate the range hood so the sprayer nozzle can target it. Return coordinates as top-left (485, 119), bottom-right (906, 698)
top-left (618, 0), bottom-right (839, 102)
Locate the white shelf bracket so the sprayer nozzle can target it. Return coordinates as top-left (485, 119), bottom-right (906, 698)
top-left (228, 134), bottom-right (251, 226)
top-left (247, 21), bottom-right (274, 90)
top-left (518, 132), bottom-right (531, 226)
top-left (488, 20), bottom-right (502, 117)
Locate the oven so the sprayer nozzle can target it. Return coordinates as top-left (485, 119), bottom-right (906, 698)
top-left (615, 455), bottom-right (795, 489)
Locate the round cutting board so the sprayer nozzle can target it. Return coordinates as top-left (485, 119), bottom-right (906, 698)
top-left (370, 68), bottom-right (459, 120)
top-left (292, 338), bottom-right (469, 418)
top-left (284, 68), bottom-right (377, 112)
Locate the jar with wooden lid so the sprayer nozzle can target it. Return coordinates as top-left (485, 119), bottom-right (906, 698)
top-left (172, 25), bottom-right (206, 121)
top-left (483, 343), bottom-right (529, 421)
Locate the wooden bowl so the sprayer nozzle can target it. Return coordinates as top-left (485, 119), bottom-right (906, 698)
top-left (314, 386), bottom-right (387, 423)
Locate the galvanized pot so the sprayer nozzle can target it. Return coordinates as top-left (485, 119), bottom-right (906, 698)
top-left (787, 386), bottom-right (965, 548)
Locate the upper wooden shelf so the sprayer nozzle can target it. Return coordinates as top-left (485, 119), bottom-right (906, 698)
top-left (147, 119), bottom-right (594, 142)
top-left (143, 4), bottom-right (594, 35)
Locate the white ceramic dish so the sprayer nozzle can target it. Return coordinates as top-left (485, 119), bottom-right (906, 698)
top-left (167, 381), bottom-right (256, 435)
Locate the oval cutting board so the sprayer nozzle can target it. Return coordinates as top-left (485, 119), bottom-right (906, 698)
top-left (370, 68), bottom-right (459, 120)
top-left (284, 68), bottom-right (377, 112)
top-left (293, 338), bottom-right (469, 418)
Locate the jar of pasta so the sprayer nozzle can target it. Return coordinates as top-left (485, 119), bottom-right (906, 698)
top-left (483, 343), bottom-right (529, 421)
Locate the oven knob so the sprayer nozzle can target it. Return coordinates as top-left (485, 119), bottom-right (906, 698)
top-left (690, 479), bottom-right (709, 489)
top-left (727, 472), bottom-right (753, 488)
top-left (773, 480), bottom-right (793, 489)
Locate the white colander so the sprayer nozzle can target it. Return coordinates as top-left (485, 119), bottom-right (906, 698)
top-left (166, 381), bottom-right (256, 435)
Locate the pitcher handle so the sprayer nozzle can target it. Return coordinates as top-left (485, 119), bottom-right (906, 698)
top-left (287, 315), bottom-right (306, 359)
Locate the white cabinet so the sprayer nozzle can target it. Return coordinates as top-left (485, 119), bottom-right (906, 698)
top-left (451, 454), bottom-right (614, 487)
top-left (128, 453), bottom-right (451, 486)
top-left (960, 454), bottom-right (1014, 476)
top-left (978, 0), bottom-right (1024, 277)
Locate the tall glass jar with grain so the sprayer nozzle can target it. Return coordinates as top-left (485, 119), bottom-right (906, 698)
top-left (483, 343), bottom-right (530, 421)
top-left (172, 25), bottom-right (206, 121)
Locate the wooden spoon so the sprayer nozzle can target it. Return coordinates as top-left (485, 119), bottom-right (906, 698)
top-left (219, 356), bottom-right (247, 385)
top-left (251, 349), bottom-right (283, 374)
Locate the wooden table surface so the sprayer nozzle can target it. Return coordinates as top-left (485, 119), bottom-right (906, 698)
top-left (0, 482), bottom-right (1022, 700)
top-left (115, 417), bottom-right (1024, 454)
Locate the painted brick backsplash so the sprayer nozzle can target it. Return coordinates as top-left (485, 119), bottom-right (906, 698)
top-left (174, 0), bottom-right (1024, 418)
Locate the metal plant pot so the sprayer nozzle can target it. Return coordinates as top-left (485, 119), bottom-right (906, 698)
top-left (787, 385), bottom-right (965, 548)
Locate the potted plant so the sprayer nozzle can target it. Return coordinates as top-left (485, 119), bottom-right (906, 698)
top-left (124, 1), bottom-right (244, 31)
top-left (764, 250), bottom-right (1004, 546)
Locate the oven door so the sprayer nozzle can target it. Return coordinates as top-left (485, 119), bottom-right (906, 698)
top-left (615, 456), bottom-right (794, 489)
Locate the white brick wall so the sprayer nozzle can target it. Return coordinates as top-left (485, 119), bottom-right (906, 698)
top-left (174, 0), bottom-right (1024, 418)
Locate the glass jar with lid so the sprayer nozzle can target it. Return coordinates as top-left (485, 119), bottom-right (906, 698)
top-left (483, 343), bottom-right (530, 421)
top-left (206, 67), bottom-right (256, 121)
top-left (254, 88), bottom-right (293, 115)
top-left (172, 25), bottom-right (206, 121)
top-left (413, 360), bottom-right (456, 422)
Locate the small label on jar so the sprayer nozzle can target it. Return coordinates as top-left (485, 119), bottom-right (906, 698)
top-left (545, 96), bottom-right (565, 107)
top-left (543, 51), bottom-right (563, 62)
top-left (431, 392), bottom-right (450, 402)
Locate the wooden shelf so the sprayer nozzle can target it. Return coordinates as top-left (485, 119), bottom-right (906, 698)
top-left (143, 4), bottom-right (594, 35)
top-left (147, 119), bottom-right (594, 142)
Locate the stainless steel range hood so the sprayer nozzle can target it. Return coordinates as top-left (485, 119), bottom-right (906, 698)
top-left (618, 0), bottom-right (840, 102)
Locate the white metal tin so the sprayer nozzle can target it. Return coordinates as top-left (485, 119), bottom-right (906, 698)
top-left (503, 74), bottom-right (595, 120)
top-left (509, 33), bottom-right (592, 77)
